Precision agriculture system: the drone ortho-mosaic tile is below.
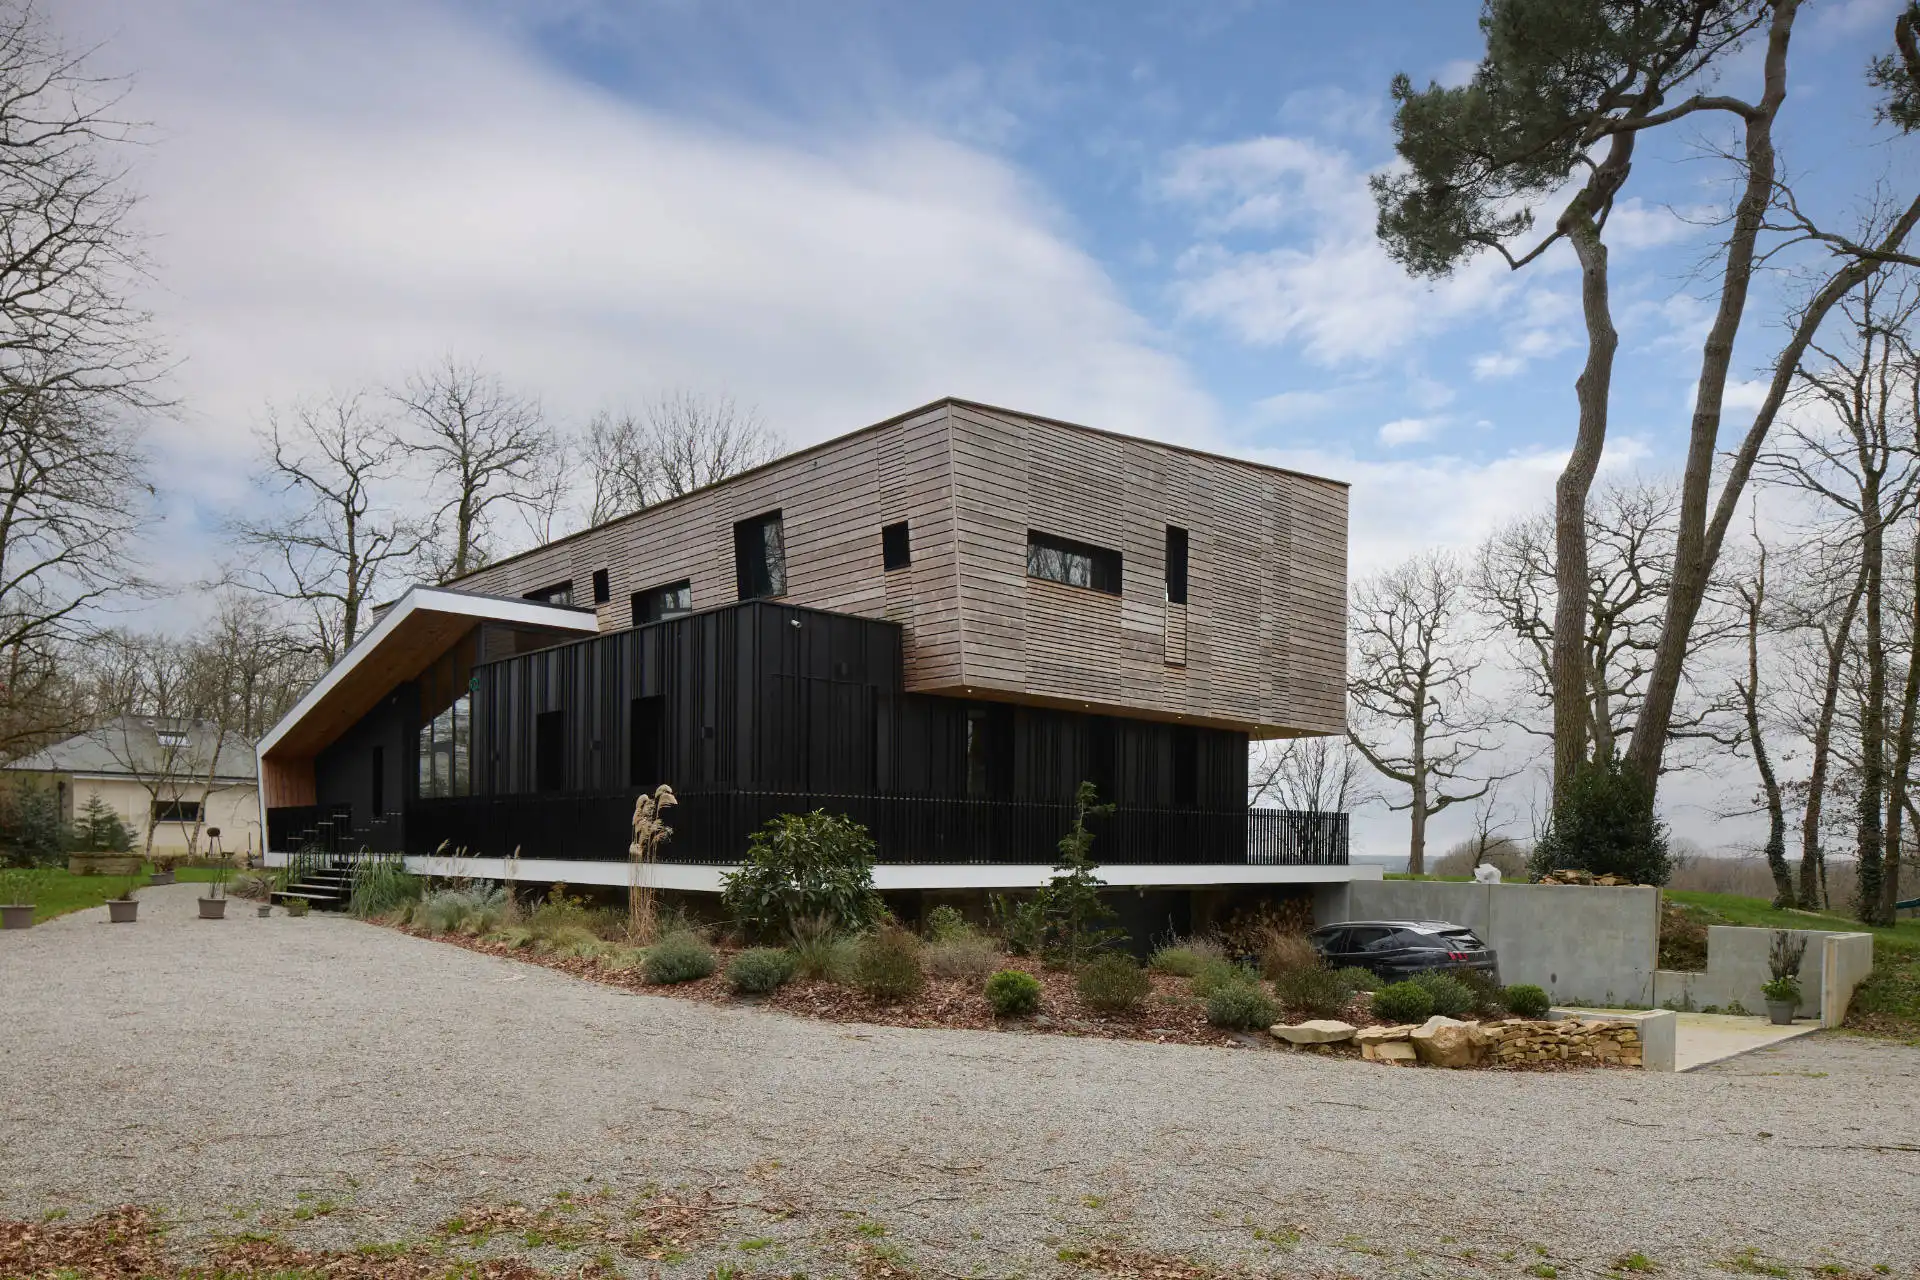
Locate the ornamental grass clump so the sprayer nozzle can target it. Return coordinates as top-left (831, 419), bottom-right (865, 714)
top-left (853, 924), bottom-right (926, 1001)
top-left (644, 931), bottom-right (717, 985)
top-left (415, 886), bottom-right (507, 936)
top-left (924, 931), bottom-right (1000, 980)
top-left (726, 947), bottom-right (797, 995)
top-left (1076, 953), bottom-right (1151, 1014)
top-left (347, 859), bottom-right (421, 918)
top-left (1258, 931), bottom-right (1320, 980)
top-left (1205, 980), bottom-right (1279, 1030)
top-left (984, 969), bottom-right (1042, 1017)
top-left (1369, 980), bottom-right (1435, 1025)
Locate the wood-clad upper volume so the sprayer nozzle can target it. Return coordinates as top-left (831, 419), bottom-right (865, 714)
top-left (448, 398), bottom-right (1348, 739)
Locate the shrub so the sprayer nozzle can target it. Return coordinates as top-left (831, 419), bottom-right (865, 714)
top-left (1041, 782), bottom-right (1124, 966)
top-left (1456, 968), bottom-right (1507, 1018)
top-left (416, 886), bottom-right (508, 936)
top-left (67, 793), bottom-right (133, 854)
top-left (985, 968), bottom-right (1042, 1017)
top-left (1077, 954), bottom-right (1151, 1013)
top-left (1528, 753), bottom-right (1672, 886)
top-left (1271, 965), bottom-right (1358, 1019)
top-left (1258, 931), bottom-right (1320, 980)
top-left (1370, 980), bottom-right (1435, 1025)
top-left (1148, 946), bottom-right (1203, 977)
top-left (1205, 980), bottom-right (1279, 1030)
top-left (726, 947), bottom-right (797, 995)
top-left (528, 887), bottom-right (625, 948)
top-left (644, 932), bottom-right (717, 984)
top-left (536, 924), bottom-right (603, 956)
top-left (923, 904), bottom-right (970, 942)
top-left (1190, 956), bottom-right (1260, 999)
top-left (348, 859), bottom-right (421, 918)
top-left (285, 897), bottom-right (311, 918)
top-left (853, 925), bottom-right (926, 1001)
top-left (989, 893), bottom-right (1048, 956)
top-left (721, 810), bottom-right (884, 942)
top-left (1503, 983), bottom-right (1552, 1019)
top-left (1410, 972), bottom-right (1476, 1019)
top-left (925, 932), bottom-right (1000, 980)
top-left (0, 779), bottom-right (63, 866)
top-left (1331, 965), bottom-right (1378, 993)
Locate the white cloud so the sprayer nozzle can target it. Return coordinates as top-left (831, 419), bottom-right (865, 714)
top-left (1158, 136), bottom-right (1515, 365)
top-left (1473, 352), bottom-right (1525, 380)
top-left (1252, 387), bottom-right (1344, 423)
top-left (1377, 416), bottom-right (1441, 446)
top-left (54, 0), bottom-right (1223, 598)
top-left (1434, 58), bottom-right (1478, 89)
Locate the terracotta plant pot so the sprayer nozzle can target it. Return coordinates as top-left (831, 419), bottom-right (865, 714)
top-left (199, 897), bottom-right (227, 920)
top-left (1, 904), bottom-right (33, 930)
top-left (107, 899), bottom-right (139, 924)
top-left (1765, 998), bottom-right (1796, 1026)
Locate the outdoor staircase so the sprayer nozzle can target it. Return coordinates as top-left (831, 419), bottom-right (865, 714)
top-left (272, 863), bottom-right (355, 912)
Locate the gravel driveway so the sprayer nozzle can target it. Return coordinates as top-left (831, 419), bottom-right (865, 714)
top-left (4, 884), bottom-right (1917, 1278)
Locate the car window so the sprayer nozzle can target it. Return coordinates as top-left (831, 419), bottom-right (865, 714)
top-left (1383, 929), bottom-right (1448, 950)
top-left (1440, 930), bottom-right (1486, 950)
top-left (1345, 927), bottom-right (1393, 950)
top-left (1310, 928), bottom-right (1349, 951)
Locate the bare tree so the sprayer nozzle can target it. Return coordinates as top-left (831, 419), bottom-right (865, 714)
top-left (584, 391), bottom-right (781, 524)
top-left (1763, 272), bottom-right (1920, 923)
top-left (84, 631), bottom-right (197, 861)
top-left (1248, 735), bottom-right (1369, 813)
top-left (392, 357), bottom-right (557, 580)
top-left (230, 394), bottom-right (429, 664)
top-left (1347, 553), bottom-right (1504, 875)
top-left (0, 4), bottom-right (161, 757)
top-left (1731, 526), bottom-right (1793, 906)
top-left (1478, 480), bottom-right (1737, 764)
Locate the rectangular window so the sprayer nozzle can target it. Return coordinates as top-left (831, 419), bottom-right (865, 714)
top-left (535, 710), bottom-right (565, 793)
top-left (1165, 526), bottom-right (1189, 605)
top-left (965, 707), bottom-right (990, 799)
top-left (151, 799), bottom-right (201, 823)
top-left (630, 696), bottom-right (665, 789)
top-left (1171, 727), bottom-right (1198, 808)
top-left (591, 568), bottom-right (611, 604)
top-left (1027, 530), bottom-right (1121, 595)
top-left (416, 694), bottom-right (473, 799)
top-left (882, 520), bottom-right (911, 571)
top-left (524, 580), bottom-right (573, 606)
top-left (734, 510), bottom-right (787, 599)
top-left (631, 579), bottom-right (693, 627)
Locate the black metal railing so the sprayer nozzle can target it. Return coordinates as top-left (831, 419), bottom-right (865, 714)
top-left (273, 793), bottom-right (1347, 868)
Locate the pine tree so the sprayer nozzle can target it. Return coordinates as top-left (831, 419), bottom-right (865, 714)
top-left (1042, 782), bottom-right (1124, 967)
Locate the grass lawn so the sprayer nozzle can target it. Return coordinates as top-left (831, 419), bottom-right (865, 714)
top-left (1664, 889), bottom-right (1920, 1039)
top-left (8, 864), bottom-right (229, 923)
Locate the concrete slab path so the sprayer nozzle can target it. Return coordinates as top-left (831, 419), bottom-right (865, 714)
top-left (1673, 1010), bottom-right (1822, 1071)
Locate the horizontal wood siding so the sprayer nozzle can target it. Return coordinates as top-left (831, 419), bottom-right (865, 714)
top-left (447, 398), bottom-right (1346, 738)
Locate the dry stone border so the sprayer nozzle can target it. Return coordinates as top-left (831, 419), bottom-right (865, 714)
top-left (1273, 1014), bottom-right (1647, 1069)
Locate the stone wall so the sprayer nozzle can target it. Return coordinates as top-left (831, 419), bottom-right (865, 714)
top-left (1484, 1017), bottom-right (1644, 1066)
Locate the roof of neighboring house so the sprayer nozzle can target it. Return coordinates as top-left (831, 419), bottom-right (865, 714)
top-left (3, 716), bottom-right (258, 783)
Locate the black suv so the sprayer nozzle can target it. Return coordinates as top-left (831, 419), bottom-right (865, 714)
top-left (1308, 920), bottom-right (1499, 982)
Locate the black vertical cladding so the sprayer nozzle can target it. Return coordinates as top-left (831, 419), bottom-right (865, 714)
top-left (315, 687), bottom-right (415, 824)
top-left (459, 598), bottom-right (1245, 809)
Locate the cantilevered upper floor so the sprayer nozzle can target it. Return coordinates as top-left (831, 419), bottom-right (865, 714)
top-left (448, 398), bottom-right (1347, 739)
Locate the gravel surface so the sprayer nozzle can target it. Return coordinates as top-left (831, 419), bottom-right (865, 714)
top-left (4, 884), bottom-right (1918, 1278)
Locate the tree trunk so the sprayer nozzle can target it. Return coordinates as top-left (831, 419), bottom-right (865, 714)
top-left (1408, 718), bottom-right (1428, 876)
top-left (1800, 563), bottom-right (1866, 909)
top-left (1877, 528), bottom-right (1920, 923)
top-left (1740, 551), bottom-right (1793, 907)
top-left (1626, 1), bottom-right (1798, 795)
top-left (1553, 213), bottom-right (1618, 797)
top-left (1855, 482), bottom-right (1888, 924)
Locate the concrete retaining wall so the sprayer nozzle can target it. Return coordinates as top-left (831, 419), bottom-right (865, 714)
top-left (1316, 880), bottom-right (1661, 1007)
top-left (1655, 926), bottom-right (1874, 1026)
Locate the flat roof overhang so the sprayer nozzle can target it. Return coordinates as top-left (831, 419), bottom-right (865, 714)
top-left (256, 586), bottom-right (600, 778)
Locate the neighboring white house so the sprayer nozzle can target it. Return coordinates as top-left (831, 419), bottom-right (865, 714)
top-left (3, 716), bottom-right (260, 859)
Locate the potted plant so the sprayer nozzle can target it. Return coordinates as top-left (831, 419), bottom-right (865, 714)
top-left (199, 858), bottom-right (230, 920)
top-left (106, 877), bottom-right (140, 924)
top-left (1, 867), bottom-right (37, 929)
top-left (149, 854), bottom-right (178, 886)
top-left (1764, 931), bottom-right (1809, 1025)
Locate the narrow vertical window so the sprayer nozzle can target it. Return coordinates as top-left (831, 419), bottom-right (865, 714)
top-left (535, 710), bottom-right (565, 793)
top-left (591, 568), bottom-right (611, 604)
top-left (882, 520), bottom-right (911, 570)
top-left (630, 696), bottom-right (665, 788)
top-left (1165, 526), bottom-right (1189, 605)
top-left (734, 511), bottom-right (787, 599)
top-left (965, 707), bottom-right (990, 798)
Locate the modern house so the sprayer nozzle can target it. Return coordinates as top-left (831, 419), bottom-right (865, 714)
top-left (5, 716), bottom-right (261, 859)
top-left (256, 398), bottom-right (1374, 924)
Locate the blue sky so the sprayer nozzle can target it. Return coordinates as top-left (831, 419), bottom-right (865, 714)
top-left (53, 0), bottom-right (1913, 851)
